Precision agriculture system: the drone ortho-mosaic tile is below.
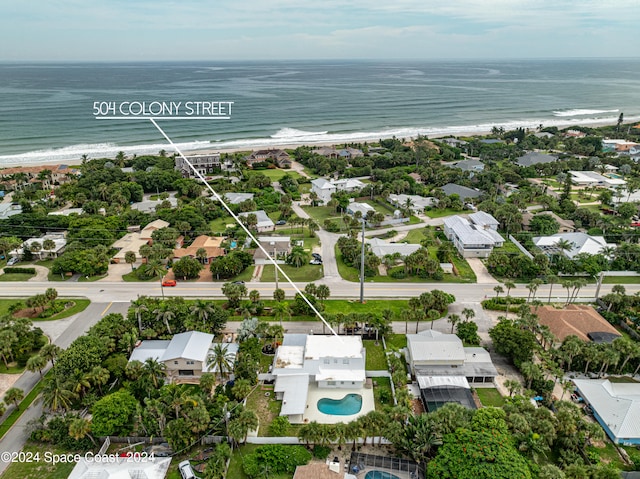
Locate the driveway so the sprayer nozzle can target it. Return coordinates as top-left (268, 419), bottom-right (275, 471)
top-left (466, 258), bottom-right (498, 284)
top-left (27, 265), bottom-right (49, 282)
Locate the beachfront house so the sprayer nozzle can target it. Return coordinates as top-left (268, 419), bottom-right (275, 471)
top-left (175, 154), bottom-right (233, 178)
top-left (443, 213), bottom-right (504, 258)
top-left (269, 334), bottom-right (373, 424)
top-left (245, 149), bottom-right (291, 168)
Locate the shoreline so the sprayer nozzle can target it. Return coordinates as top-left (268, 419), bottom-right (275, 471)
top-left (0, 119), bottom-right (633, 169)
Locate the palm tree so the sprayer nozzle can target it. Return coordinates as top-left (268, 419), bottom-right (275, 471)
top-left (614, 337), bottom-right (640, 373)
top-left (147, 260), bottom-right (168, 299)
top-left (493, 285), bottom-right (504, 298)
top-left (272, 301), bottom-right (291, 329)
top-left (142, 358), bottom-right (166, 389)
top-left (87, 366), bottom-right (110, 395)
top-left (526, 279), bottom-right (542, 302)
top-left (125, 251), bottom-right (137, 271)
top-left (344, 420), bottom-right (362, 451)
top-left (554, 238), bottom-right (573, 260)
top-left (69, 417), bottom-right (97, 446)
top-left (207, 343), bottom-right (235, 381)
top-left (447, 314), bottom-right (461, 334)
top-left (26, 354), bottom-right (47, 378)
top-left (230, 409), bottom-right (258, 445)
top-left (40, 343), bottom-right (61, 367)
top-left (545, 274), bottom-right (559, 304)
top-left (504, 378), bottom-right (522, 397)
top-left (189, 300), bottom-right (215, 327)
top-left (41, 377), bottom-right (75, 412)
top-left (131, 300), bottom-right (149, 333)
top-left (4, 387), bottom-right (24, 408)
top-left (316, 284), bottom-right (330, 303)
top-left (504, 281), bottom-right (515, 316)
top-left (153, 307), bottom-right (174, 335)
top-left (461, 307), bottom-right (475, 321)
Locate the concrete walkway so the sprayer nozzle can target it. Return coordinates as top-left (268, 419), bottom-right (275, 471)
top-left (466, 258), bottom-right (498, 284)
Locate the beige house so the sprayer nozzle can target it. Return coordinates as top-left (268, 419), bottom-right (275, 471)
top-left (129, 331), bottom-right (238, 384)
top-left (111, 219), bottom-right (170, 263)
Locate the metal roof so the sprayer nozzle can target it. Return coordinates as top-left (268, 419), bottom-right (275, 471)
top-left (407, 332), bottom-right (466, 363)
top-left (160, 331), bottom-right (214, 362)
top-left (305, 336), bottom-right (363, 360)
top-left (573, 379), bottom-right (640, 442)
top-left (68, 456), bottom-right (171, 479)
top-left (129, 340), bottom-right (171, 364)
top-left (367, 238), bottom-right (421, 258)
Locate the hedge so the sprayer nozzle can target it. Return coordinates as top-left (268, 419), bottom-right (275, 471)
top-left (3, 267), bottom-right (36, 275)
top-left (481, 297), bottom-right (527, 312)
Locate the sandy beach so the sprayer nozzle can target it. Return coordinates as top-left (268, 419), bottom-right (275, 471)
top-left (0, 119), bottom-right (628, 169)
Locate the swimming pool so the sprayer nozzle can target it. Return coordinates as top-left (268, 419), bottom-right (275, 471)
top-left (364, 471), bottom-right (401, 479)
top-left (317, 393), bottom-right (362, 415)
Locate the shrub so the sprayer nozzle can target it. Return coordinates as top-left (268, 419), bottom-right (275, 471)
top-left (313, 445), bottom-right (331, 459)
top-left (242, 445), bottom-right (311, 476)
top-left (3, 267), bottom-right (36, 274)
top-left (481, 297), bottom-right (526, 312)
top-left (269, 416), bottom-right (290, 436)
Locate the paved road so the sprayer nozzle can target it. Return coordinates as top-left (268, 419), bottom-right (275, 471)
top-left (0, 301), bottom-right (130, 476)
top-left (0, 280), bottom-right (631, 304)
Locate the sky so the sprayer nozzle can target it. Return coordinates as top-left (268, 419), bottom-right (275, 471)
top-left (1, 0), bottom-right (639, 61)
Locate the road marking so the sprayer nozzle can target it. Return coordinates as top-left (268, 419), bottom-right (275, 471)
top-left (101, 302), bottom-right (113, 316)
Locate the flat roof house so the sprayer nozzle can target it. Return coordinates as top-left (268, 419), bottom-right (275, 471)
top-left (12, 232), bottom-right (67, 260)
top-left (346, 201), bottom-right (375, 217)
top-left (569, 170), bottom-right (626, 188)
top-left (270, 334), bottom-right (373, 424)
top-left (367, 238), bottom-right (421, 258)
top-left (443, 214), bottom-right (504, 258)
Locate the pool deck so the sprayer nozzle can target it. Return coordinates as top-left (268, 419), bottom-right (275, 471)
top-left (302, 383), bottom-right (375, 424)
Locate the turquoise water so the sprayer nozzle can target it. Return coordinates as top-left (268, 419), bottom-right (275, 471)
top-left (609, 173), bottom-right (623, 179)
top-left (364, 471), bottom-right (401, 479)
top-left (317, 393), bottom-right (362, 415)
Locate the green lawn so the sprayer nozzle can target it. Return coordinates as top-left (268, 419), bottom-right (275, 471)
top-left (475, 388), bottom-right (506, 407)
top-left (424, 207), bottom-right (466, 218)
top-left (0, 272), bottom-right (36, 281)
top-left (364, 340), bottom-right (387, 370)
top-left (403, 228), bottom-right (429, 245)
top-left (0, 443), bottom-right (76, 479)
top-left (603, 276), bottom-right (640, 284)
top-left (44, 299), bottom-right (91, 321)
top-left (77, 274), bottom-right (108, 282)
top-left (0, 299), bottom-right (22, 316)
top-left (373, 376), bottom-right (393, 410)
top-left (0, 371), bottom-right (50, 439)
top-left (335, 245), bottom-right (360, 282)
top-left (122, 271), bottom-right (160, 282)
top-left (260, 264), bottom-right (323, 282)
top-left (302, 206), bottom-right (348, 229)
top-left (385, 334), bottom-right (407, 350)
top-left (323, 300), bottom-right (408, 316)
top-left (250, 169), bottom-right (304, 182)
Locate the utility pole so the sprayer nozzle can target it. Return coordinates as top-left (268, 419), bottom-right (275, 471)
top-left (359, 220), bottom-right (366, 303)
top-left (274, 245), bottom-right (278, 291)
top-left (594, 271), bottom-right (604, 301)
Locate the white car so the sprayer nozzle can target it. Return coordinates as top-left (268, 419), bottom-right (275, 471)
top-left (178, 461), bottom-right (196, 479)
top-left (6, 257), bottom-right (19, 266)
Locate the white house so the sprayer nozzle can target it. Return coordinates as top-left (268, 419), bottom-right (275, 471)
top-left (387, 194), bottom-right (436, 215)
top-left (532, 232), bottom-right (615, 259)
top-left (68, 456), bottom-right (171, 479)
top-left (11, 232), bottom-right (67, 260)
top-left (569, 171), bottom-right (626, 188)
top-left (270, 334), bottom-right (373, 424)
top-left (367, 238), bottom-right (421, 258)
top-left (443, 213), bottom-right (504, 258)
top-left (238, 210), bottom-right (275, 232)
top-left (310, 178), bottom-right (365, 205)
top-left (346, 201), bottom-right (375, 217)
top-left (406, 330), bottom-right (498, 385)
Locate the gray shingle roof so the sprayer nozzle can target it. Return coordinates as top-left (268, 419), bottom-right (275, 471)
top-left (516, 152), bottom-right (559, 167)
top-left (440, 183), bottom-right (482, 199)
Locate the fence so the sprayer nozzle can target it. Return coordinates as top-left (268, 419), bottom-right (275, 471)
top-left (508, 235), bottom-right (533, 259)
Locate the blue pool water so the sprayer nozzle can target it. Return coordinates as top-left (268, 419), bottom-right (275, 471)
top-left (317, 394), bottom-right (362, 415)
top-left (609, 173), bottom-right (623, 179)
top-left (364, 471), bottom-right (401, 479)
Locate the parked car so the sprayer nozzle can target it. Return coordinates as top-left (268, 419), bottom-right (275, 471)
top-left (276, 220), bottom-right (287, 225)
top-left (162, 279), bottom-right (177, 287)
top-left (310, 259), bottom-right (322, 265)
top-left (178, 460), bottom-right (196, 479)
top-left (312, 253), bottom-right (322, 260)
top-left (232, 280), bottom-right (245, 285)
top-left (6, 257), bottom-right (19, 266)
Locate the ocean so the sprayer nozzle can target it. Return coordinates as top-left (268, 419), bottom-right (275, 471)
top-left (1, 59), bottom-right (640, 165)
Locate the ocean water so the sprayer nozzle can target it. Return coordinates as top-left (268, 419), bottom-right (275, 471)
top-left (1, 59), bottom-right (640, 165)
